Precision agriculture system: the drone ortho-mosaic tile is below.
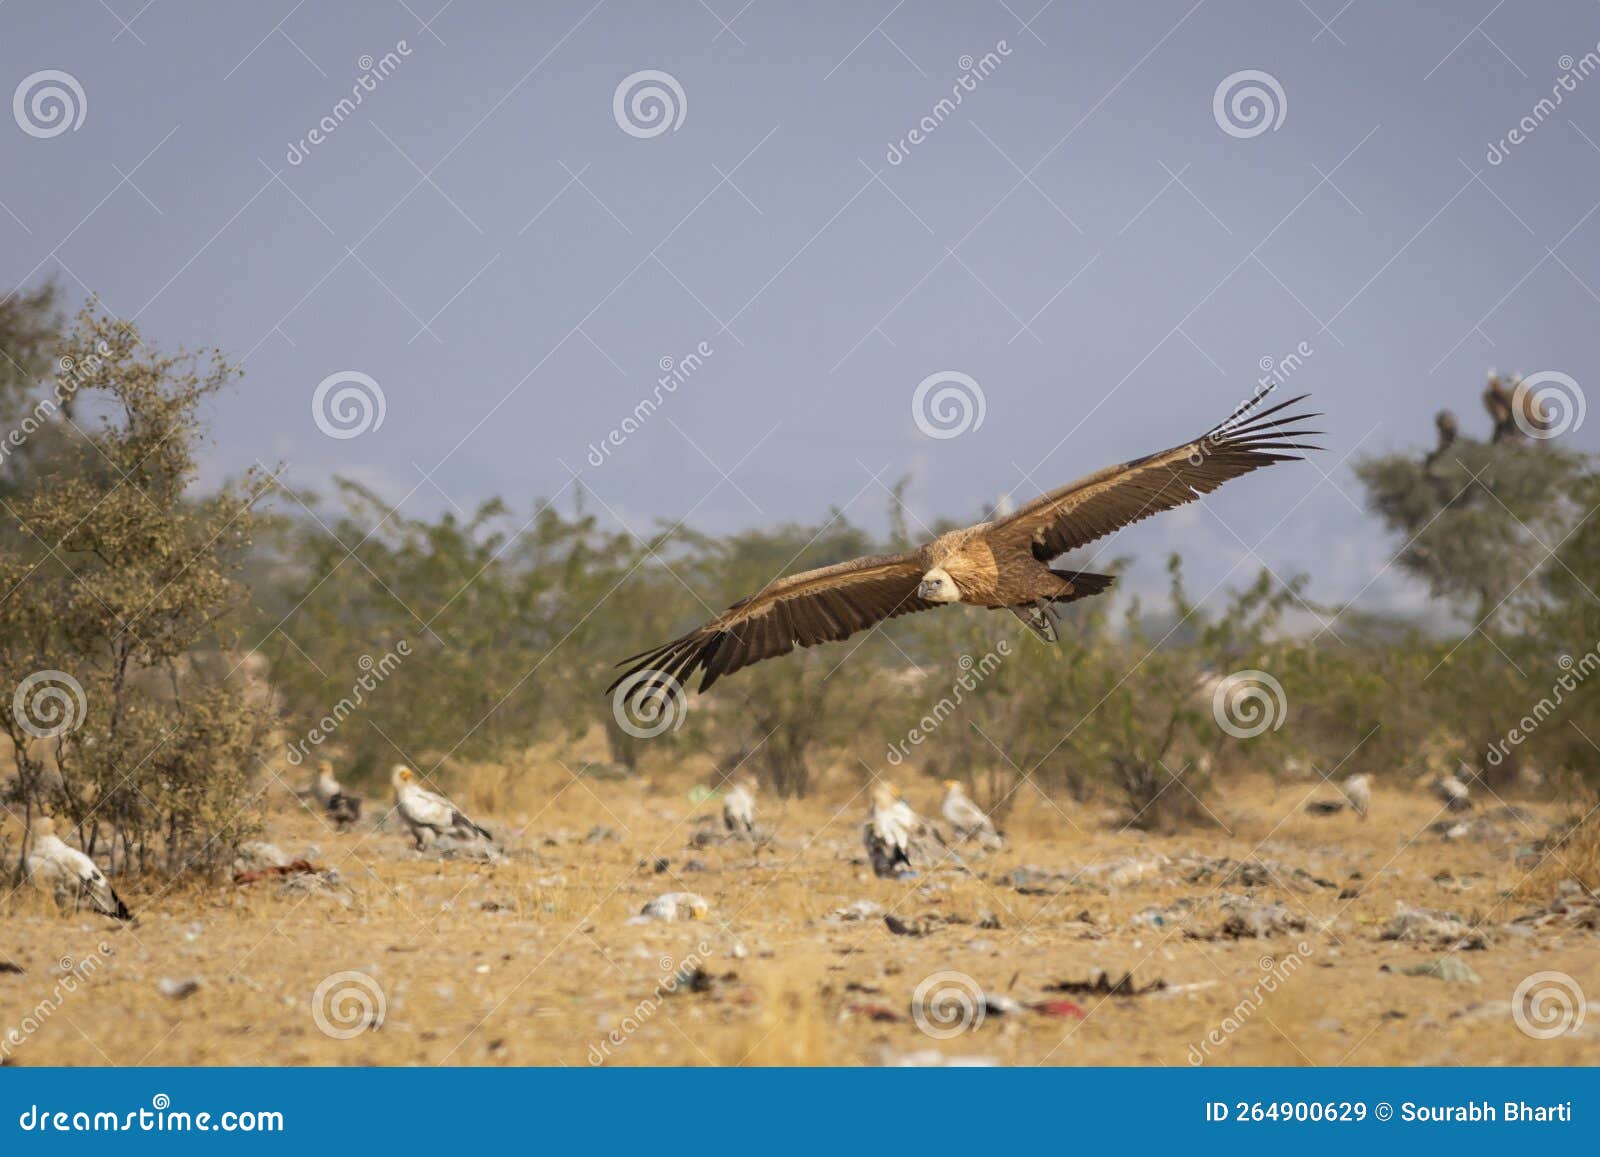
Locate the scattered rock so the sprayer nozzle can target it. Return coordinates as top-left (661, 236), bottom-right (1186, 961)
top-left (158, 977), bottom-right (201, 999)
top-left (1381, 903), bottom-right (1488, 951)
top-left (826, 899), bottom-right (883, 923)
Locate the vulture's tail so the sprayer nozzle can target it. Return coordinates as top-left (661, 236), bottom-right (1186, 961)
top-left (1049, 569), bottom-right (1116, 603)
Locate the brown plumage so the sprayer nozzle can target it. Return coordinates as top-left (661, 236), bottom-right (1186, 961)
top-left (611, 390), bottom-right (1319, 695)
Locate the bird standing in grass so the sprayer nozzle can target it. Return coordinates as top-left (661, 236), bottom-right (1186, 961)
top-left (864, 783), bottom-right (912, 878)
top-left (26, 817), bottom-right (132, 921)
top-left (391, 765), bottom-right (493, 850)
top-left (1340, 774), bottom-right (1371, 820)
top-left (941, 780), bottom-right (1001, 845)
top-left (722, 776), bottom-right (757, 834)
top-left (1432, 773), bottom-right (1472, 812)
top-left (312, 759), bottom-right (362, 829)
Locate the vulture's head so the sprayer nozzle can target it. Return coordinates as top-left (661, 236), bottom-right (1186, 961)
top-left (942, 779), bottom-right (962, 793)
top-left (391, 765), bottom-right (416, 791)
top-left (917, 567), bottom-right (961, 603)
top-left (870, 783), bottom-right (898, 811)
top-left (33, 816), bottom-right (56, 837)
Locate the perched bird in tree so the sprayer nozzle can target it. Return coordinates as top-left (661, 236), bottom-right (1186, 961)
top-left (26, 817), bottom-right (131, 921)
top-left (610, 390), bottom-right (1318, 696)
top-left (1484, 371), bottom-right (1548, 442)
top-left (864, 783), bottom-right (913, 879)
top-left (1424, 410), bottom-right (1458, 473)
top-left (1341, 773), bottom-right (1371, 820)
top-left (941, 780), bottom-right (1001, 845)
top-left (721, 777), bottom-right (757, 834)
top-left (311, 760), bottom-right (362, 830)
top-left (390, 766), bottom-right (493, 850)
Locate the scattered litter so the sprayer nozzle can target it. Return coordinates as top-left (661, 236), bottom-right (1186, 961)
top-left (158, 977), bottom-right (201, 999)
top-left (1046, 970), bottom-right (1169, 998)
top-left (1031, 999), bottom-right (1086, 1019)
top-left (826, 899), bottom-right (883, 923)
top-left (1188, 896), bottom-right (1312, 940)
top-left (233, 859), bottom-right (321, 886)
top-left (632, 892), bottom-right (709, 923)
top-left (1381, 903), bottom-right (1488, 951)
top-left (889, 1048), bottom-right (998, 1067)
top-left (1397, 957), bottom-right (1481, 984)
top-left (842, 1002), bottom-right (901, 1023)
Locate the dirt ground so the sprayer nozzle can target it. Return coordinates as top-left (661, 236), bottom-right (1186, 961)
top-left (3, 758), bottom-right (1598, 1067)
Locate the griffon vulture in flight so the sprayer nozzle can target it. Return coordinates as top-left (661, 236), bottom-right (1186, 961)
top-left (611, 389), bottom-right (1318, 695)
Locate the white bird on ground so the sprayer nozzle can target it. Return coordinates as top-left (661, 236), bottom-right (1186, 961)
top-left (311, 759), bottom-right (362, 829)
top-left (1341, 774), bottom-right (1371, 820)
top-left (391, 766), bottom-right (493, 850)
top-left (722, 776), bottom-right (757, 834)
top-left (26, 817), bottom-right (132, 920)
top-left (864, 783), bottom-right (912, 878)
top-left (941, 779), bottom-right (1001, 845)
top-left (1432, 773), bottom-right (1472, 812)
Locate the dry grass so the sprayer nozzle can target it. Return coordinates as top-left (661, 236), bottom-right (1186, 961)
top-left (2, 754), bottom-right (1597, 1067)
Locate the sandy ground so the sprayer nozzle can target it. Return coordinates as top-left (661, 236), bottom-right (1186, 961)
top-left (2, 763), bottom-right (1597, 1067)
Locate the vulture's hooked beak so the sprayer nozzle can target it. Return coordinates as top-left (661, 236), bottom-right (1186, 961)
top-left (917, 580), bottom-right (938, 600)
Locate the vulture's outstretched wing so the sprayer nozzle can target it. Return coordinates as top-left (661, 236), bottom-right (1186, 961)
top-left (989, 390), bottom-right (1321, 561)
top-left (610, 551), bottom-right (936, 694)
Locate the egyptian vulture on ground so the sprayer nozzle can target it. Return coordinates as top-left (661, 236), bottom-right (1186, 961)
top-left (390, 766), bottom-right (493, 849)
top-left (26, 817), bottom-right (132, 920)
top-left (941, 780), bottom-right (1001, 845)
top-left (722, 777), bottom-right (757, 834)
top-left (312, 759), bottom-right (362, 829)
top-left (1432, 773), bottom-right (1472, 813)
top-left (864, 783), bottom-right (913, 878)
top-left (610, 390), bottom-right (1318, 695)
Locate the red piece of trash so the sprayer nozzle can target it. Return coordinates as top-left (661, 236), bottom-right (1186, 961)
top-left (1032, 999), bottom-right (1086, 1019)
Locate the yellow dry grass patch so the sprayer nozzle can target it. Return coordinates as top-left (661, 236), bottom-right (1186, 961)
top-left (2, 759), bottom-right (1597, 1067)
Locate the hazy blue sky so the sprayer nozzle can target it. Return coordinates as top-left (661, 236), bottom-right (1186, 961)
top-left (4, 1), bottom-right (1598, 619)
